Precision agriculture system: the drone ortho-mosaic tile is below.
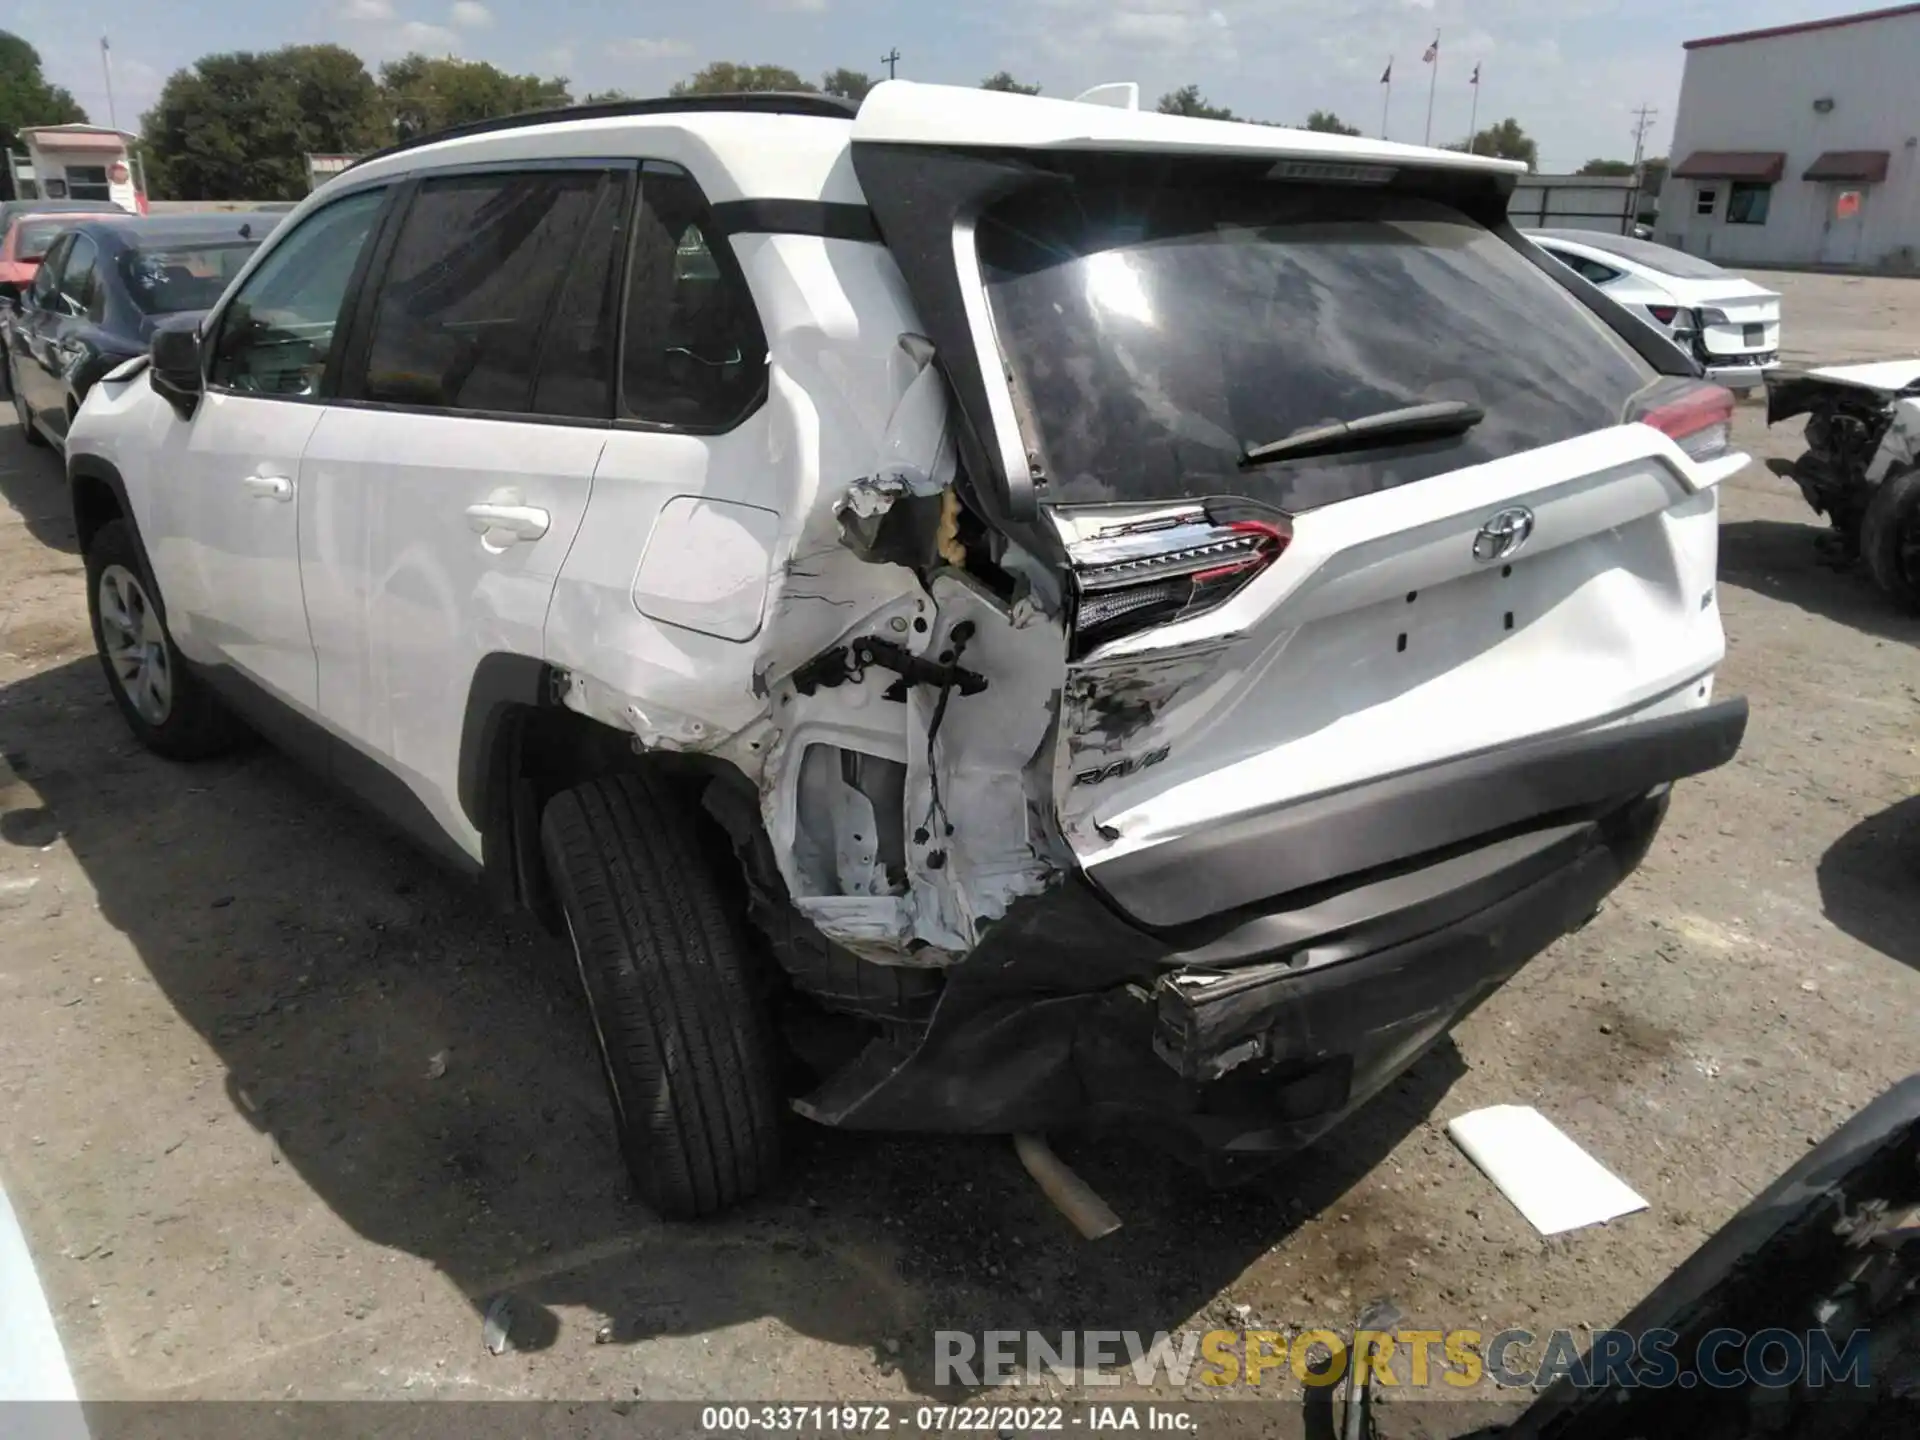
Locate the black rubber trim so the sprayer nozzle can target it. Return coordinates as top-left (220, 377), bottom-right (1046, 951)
top-left (457, 652), bottom-right (554, 829)
top-left (1090, 697), bottom-right (1749, 928)
top-left (708, 199), bottom-right (881, 243)
top-left (191, 660), bottom-right (483, 879)
top-left (65, 455), bottom-right (159, 605)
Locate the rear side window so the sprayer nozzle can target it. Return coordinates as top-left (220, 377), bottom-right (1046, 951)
top-left (362, 169), bottom-right (611, 414)
top-left (980, 177), bottom-right (1656, 511)
top-left (57, 235), bottom-right (99, 319)
top-left (122, 242), bottom-right (258, 315)
top-left (1543, 248), bottom-right (1622, 286)
top-left (621, 163), bottom-right (767, 430)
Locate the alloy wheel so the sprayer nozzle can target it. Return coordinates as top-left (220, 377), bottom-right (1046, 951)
top-left (97, 564), bottom-right (173, 725)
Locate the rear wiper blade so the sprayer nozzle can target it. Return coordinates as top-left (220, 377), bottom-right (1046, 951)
top-left (1239, 400), bottom-right (1486, 468)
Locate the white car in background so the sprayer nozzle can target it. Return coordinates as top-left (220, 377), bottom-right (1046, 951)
top-left (1528, 228), bottom-right (1783, 392)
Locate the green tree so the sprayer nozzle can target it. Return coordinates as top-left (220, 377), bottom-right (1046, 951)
top-left (1156, 85), bottom-right (1235, 120)
top-left (980, 71), bottom-right (1041, 95)
top-left (1577, 158), bottom-right (1634, 176)
top-left (669, 62), bottom-right (814, 96)
top-left (0, 31), bottom-right (88, 198)
top-left (141, 44), bottom-right (386, 201)
top-left (1454, 117), bottom-right (1538, 169)
top-left (380, 54), bottom-right (571, 141)
top-left (821, 68), bottom-right (876, 101)
top-left (1304, 109), bottom-right (1361, 135)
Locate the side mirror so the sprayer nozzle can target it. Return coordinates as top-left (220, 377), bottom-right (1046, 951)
top-left (150, 322), bottom-right (205, 420)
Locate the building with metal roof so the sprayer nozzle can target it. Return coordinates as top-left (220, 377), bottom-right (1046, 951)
top-left (1662, 4), bottom-right (1920, 267)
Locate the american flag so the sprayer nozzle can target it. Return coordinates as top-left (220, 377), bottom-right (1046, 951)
top-left (1380, 59), bottom-right (1392, 84)
top-left (1423, 38), bottom-right (1440, 63)
top-left (1470, 62), bottom-right (1481, 85)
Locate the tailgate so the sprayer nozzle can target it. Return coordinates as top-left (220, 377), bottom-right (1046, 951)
top-left (1059, 427), bottom-right (1737, 926)
top-left (1691, 282), bottom-right (1780, 358)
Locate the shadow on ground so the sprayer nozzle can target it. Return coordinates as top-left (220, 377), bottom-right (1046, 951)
top-left (1718, 518), bottom-right (1920, 644)
top-left (0, 408), bottom-right (76, 554)
top-left (1819, 794), bottom-right (1920, 973)
top-left (0, 643), bottom-right (1462, 1395)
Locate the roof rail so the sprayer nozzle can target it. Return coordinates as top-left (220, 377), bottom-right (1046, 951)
top-left (347, 91), bottom-right (861, 173)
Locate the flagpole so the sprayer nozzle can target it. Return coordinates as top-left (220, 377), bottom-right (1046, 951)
top-left (1423, 30), bottom-right (1440, 146)
top-left (1467, 66), bottom-right (1480, 151)
top-left (101, 36), bottom-right (118, 132)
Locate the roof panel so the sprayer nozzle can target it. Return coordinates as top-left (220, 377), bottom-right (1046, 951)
top-left (851, 80), bottom-right (1525, 176)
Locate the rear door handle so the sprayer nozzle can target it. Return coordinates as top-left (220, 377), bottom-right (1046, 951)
top-left (465, 502), bottom-right (550, 543)
top-left (244, 474), bottom-right (294, 502)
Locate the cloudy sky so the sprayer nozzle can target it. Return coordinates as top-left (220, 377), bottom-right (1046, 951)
top-left (8, 0), bottom-right (1886, 171)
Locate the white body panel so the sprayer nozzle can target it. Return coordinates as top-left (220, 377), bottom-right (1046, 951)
top-left (145, 391), bottom-right (323, 708)
top-left (1059, 426), bottom-right (1736, 868)
top-left (299, 409), bottom-right (602, 858)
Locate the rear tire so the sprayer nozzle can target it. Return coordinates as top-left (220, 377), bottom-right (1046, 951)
top-left (540, 772), bottom-right (784, 1218)
top-left (1860, 466), bottom-right (1920, 613)
top-left (84, 518), bottom-right (245, 760)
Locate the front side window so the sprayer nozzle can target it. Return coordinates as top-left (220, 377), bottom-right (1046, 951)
top-left (980, 171), bottom-right (1655, 511)
top-left (622, 163), bottom-right (768, 430)
top-left (1695, 186), bottom-right (1718, 217)
top-left (209, 188), bottom-right (386, 397)
top-left (56, 235), bottom-right (98, 317)
top-left (361, 169), bottom-right (610, 413)
top-left (28, 234), bottom-right (69, 307)
top-left (1727, 182), bottom-right (1771, 225)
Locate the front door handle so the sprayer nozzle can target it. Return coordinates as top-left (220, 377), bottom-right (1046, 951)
top-left (244, 473), bottom-right (294, 502)
top-left (465, 502), bottom-right (550, 543)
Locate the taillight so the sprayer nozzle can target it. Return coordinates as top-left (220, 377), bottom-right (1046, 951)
top-left (1065, 506), bottom-right (1291, 658)
top-left (1647, 304), bottom-right (1680, 326)
top-left (1632, 379), bottom-right (1736, 463)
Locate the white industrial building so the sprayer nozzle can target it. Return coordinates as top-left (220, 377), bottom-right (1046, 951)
top-left (1661, 4), bottom-right (1920, 268)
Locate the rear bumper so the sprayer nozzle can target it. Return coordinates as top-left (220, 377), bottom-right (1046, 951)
top-left (1705, 356), bottom-right (1780, 391)
top-left (1089, 696), bottom-right (1749, 929)
top-left (792, 779), bottom-right (1690, 1161)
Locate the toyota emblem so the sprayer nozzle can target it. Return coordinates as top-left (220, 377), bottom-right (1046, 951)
top-left (1473, 506), bottom-right (1535, 563)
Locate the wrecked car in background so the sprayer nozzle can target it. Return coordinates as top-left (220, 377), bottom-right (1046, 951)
top-left (1766, 360), bottom-right (1920, 611)
top-left (64, 80), bottom-right (1747, 1219)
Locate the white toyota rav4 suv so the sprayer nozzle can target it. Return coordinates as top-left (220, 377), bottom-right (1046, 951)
top-left (66, 82), bottom-right (1748, 1217)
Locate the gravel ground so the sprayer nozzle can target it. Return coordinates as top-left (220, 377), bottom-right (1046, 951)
top-left (0, 273), bottom-right (1916, 1423)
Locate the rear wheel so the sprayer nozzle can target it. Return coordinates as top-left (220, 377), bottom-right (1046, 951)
top-left (540, 771), bottom-right (784, 1218)
top-left (1860, 466), bottom-right (1920, 613)
top-left (84, 518), bottom-right (244, 759)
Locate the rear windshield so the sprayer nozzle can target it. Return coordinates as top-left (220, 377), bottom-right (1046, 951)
top-left (980, 179), bottom-right (1656, 510)
top-left (121, 241), bottom-right (259, 315)
top-left (15, 220), bottom-right (69, 260)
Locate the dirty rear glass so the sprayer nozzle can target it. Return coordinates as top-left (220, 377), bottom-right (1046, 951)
top-left (979, 178), bottom-right (1656, 510)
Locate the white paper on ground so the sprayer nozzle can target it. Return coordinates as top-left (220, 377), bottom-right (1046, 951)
top-left (1446, 1104), bottom-right (1649, 1236)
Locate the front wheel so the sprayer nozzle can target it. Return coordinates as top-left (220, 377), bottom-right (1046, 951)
top-left (84, 518), bottom-right (244, 759)
top-left (1860, 466), bottom-right (1920, 613)
top-left (540, 771), bottom-right (784, 1218)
